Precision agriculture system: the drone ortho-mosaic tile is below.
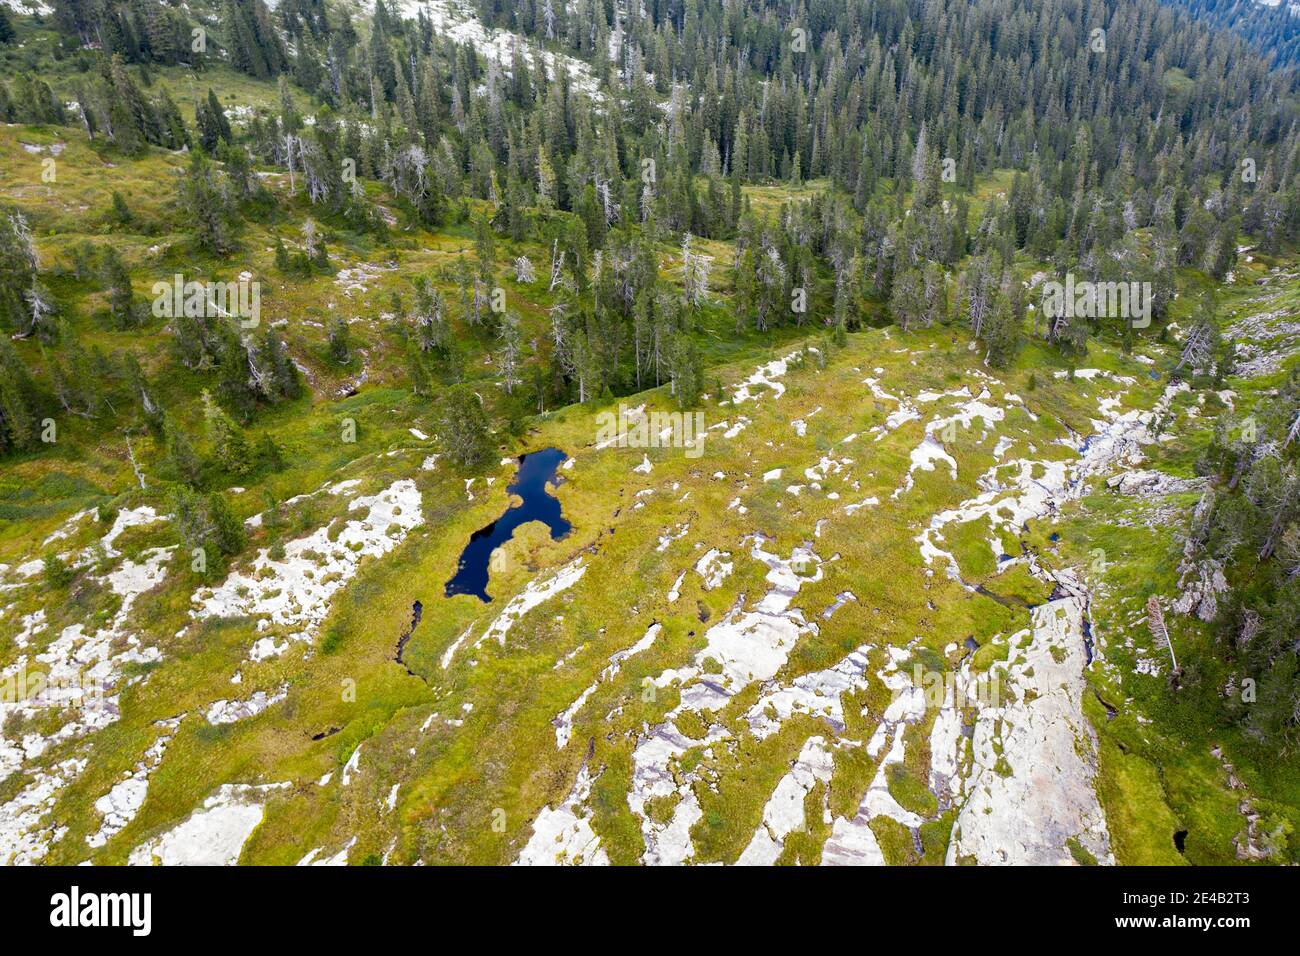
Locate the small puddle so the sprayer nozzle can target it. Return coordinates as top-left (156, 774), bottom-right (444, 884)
top-left (445, 448), bottom-right (572, 602)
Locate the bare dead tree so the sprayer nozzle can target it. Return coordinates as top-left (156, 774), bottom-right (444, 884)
top-left (681, 234), bottom-right (713, 307)
top-left (1239, 609), bottom-right (1261, 648)
top-left (1147, 596), bottom-right (1180, 677)
top-left (1174, 320), bottom-right (1215, 373)
top-left (124, 430), bottom-right (146, 491)
top-left (549, 240), bottom-right (566, 292)
top-left (1285, 408), bottom-right (1300, 449)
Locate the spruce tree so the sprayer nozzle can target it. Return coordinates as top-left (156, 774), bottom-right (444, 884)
top-left (180, 150), bottom-right (235, 254)
top-left (438, 383), bottom-right (493, 470)
top-left (164, 416), bottom-right (203, 487)
top-left (102, 247), bottom-right (139, 329)
top-left (202, 390), bottom-right (252, 475)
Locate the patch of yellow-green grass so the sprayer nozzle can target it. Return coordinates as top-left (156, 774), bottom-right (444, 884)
top-left (1094, 735), bottom-right (1185, 865)
top-left (946, 516), bottom-right (998, 579)
top-left (776, 778), bottom-right (834, 865)
top-left (688, 721), bottom-right (822, 864)
top-left (971, 635), bottom-right (1010, 672)
top-left (920, 810), bottom-right (956, 864)
top-left (586, 740), bottom-right (645, 865)
top-left (986, 563), bottom-right (1054, 607)
top-left (887, 762), bottom-right (938, 819)
top-left (870, 815), bottom-right (919, 866)
top-left (1067, 836), bottom-right (1099, 865)
top-left (740, 178), bottom-right (829, 217)
top-left (828, 741), bottom-right (877, 821)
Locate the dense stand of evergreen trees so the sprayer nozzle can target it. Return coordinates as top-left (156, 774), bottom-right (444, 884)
top-left (1190, 372), bottom-right (1300, 744)
top-left (1164, 0), bottom-right (1300, 67)
top-left (2, 0), bottom-right (1300, 736)
top-left (6, 0), bottom-right (1299, 427)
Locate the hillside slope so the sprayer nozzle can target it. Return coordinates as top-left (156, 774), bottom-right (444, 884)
top-left (2, 0), bottom-right (1299, 866)
top-left (2, 221), bottom-right (1297, 862)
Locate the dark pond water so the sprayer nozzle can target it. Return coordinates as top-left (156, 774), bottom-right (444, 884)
top-left (444, 447), bottom-right (572, 602)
